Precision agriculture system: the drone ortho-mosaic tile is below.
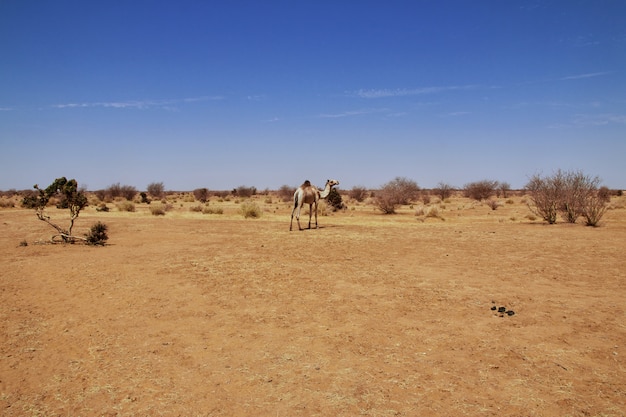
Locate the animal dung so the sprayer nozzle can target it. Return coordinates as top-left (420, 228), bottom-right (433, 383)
top-left (491, 302), bottom-right (515, 317)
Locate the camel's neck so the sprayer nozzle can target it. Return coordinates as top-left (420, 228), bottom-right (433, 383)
top-left (319, 183), bottom-right (333, 199)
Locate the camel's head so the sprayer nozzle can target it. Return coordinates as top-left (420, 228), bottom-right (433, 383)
top-left (326, 179), bottom-right (340, 188)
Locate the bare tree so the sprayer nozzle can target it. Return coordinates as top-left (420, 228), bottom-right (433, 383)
top-left (525, 172), bottom-right (564, 224)
top-left (375, 177), bottom-right (420, 214)
top-left (147, 182), bottom-right (165, 199)
top-left (582, 191), bottom-right (608, 227)
top-left (525, 169), bottom-right (608, 226)
top-left (497, 182), bottom-right (511, 198)
top-left (433, 182), bottom-right (454, 201)
top-left (349, 185), bottom-right (368, 202)
top-left (560, 170), bottom-right (600, 223)
top-left (278, 185), bottom-right (296, 202)
top-left (464, 180), bottom-right (499, 201)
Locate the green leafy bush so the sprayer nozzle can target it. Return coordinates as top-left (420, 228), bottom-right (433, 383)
top-left (85, 222), bottom-right (108, 245)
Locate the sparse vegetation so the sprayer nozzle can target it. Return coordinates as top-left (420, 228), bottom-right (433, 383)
top-left (116, 201), bottom-right (136, 212)
top-left (375, 177), bottom-right (420, 214)
top-left (96, 203), bottom-right (110, 212)
top-left (85, 221), bottom-right (109, 245)
top-left (582, 192), bottom-right (609, 227)
top-left (147, 182), bottom-right (165, 199)
top-left (433, 182), bottom-right (455, 201)
top-left (202, 206), bottom-right (223, 215)
top-left (21, 177), bottom-right (89, 243)
top-left (486, 199), bottom-right (500, 210)
top-left (525, 172), bottom-right (564, 224)
top-left (278, 185), bottom-right (296, 202)
top-left (463, 180), bottom-right (499, 201)
top-left (349, 186), bottom-right (368, 202)
top-left (497, 182), bottom-right (511, 198)
top-left (150, 203), bottom-right (171, 216)
top-left (106, 183), bottom-right (137, 201)
top-left (193, 188), bottom-right (209, 203)
top-left (525, 169), bottom-right (608, 226)
top-left (240, 201), bottom-right (262, 218)
top-left (326, 188), bottom-right (344, 211)
top-left (234, 186), bottom-right (257, 198)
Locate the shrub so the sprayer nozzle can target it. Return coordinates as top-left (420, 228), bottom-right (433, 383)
top-left (464, 180), bottom-right (499, 201)
top-left (278, 185), bottom-right (296, 202)
top-left (349, 186), bottom-right (368, 202)
top-left (426, 206), bottom-right (441, 219)
top-left (582, 191), bottom-right (608, 227)
top-left (486, 200), bottom-right (500, 210)
top-left (140, 192), bottom-right (150, 204)
top-left (116, 201), bottom-right (135, 212)
top-left (94, 189), bottom-right (106, 201)
top-left (375, 177), bottom-right (420, 214)
top-left (525, 169), bottom-right (607, 225)
top-left (497, 182), bottom-right (511, 198)
top-left (150, 204), bottom-right (167, 216)
top-left (85, 221), bottom-right (108, 245)
top-left (240, 202), bottom-right (262, 218)
top-left (147, 182), bottom-right (165, 199)
top-left (559, 170), bottom-right (601, 223)
top-left (106, 183), bottom-right (137, 201)
top-left (189, 204), bottom-right (204, 212)
top-left (202, 206), bottom-right (223, 215)
top-left (598, 186), bottom-right (611, 203)
top-left (234, 186), bottom-right (257, 198)
top-left (525, 172), bottom-right (563, 224)
top-left (433, 182), bottom-right (455, 201)
top-left (193, 188), bottom-right (209, 203)
top-left (327, 188), bottom-right (344, 211)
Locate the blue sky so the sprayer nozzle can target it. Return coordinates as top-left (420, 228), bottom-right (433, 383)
top-left (1, 1), bottom-right (625, 191)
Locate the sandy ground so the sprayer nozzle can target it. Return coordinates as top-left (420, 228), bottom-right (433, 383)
top-left (1, 196), bottom-right (625, 416)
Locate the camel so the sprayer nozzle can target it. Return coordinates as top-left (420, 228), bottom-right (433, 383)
top-left (290, 179), bottom-right (340, 231)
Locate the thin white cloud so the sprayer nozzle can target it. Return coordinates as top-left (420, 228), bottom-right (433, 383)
top-left (549, 113), bottom-right (626, 129)
top-left (561, 71), bottom-right (611, 80)
top-left (353, 85), bottom-right (478, 99)
top-left (51, 95), bottom-right (223, 110)
top-left (442, 111), bottom-right (471, 117)
top-left (0, 107), bottom-right (12, 111)
top-left (318, 108), bottom-right (388, 118)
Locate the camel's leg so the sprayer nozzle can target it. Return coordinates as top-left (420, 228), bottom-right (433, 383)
top-left (290, 199), bottom-right (299, 231)
top-left (314, 201), bottom-right (318, 228)
top-left (291, 205), bottom-right (303, 231)
top-left (297, 205), bottom-right (303, 230)
top-left (307, 203), bottom-right (313, 229)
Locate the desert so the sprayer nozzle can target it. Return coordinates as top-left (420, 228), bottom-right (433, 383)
top-left (1, 192), bottom-right (625, 416)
